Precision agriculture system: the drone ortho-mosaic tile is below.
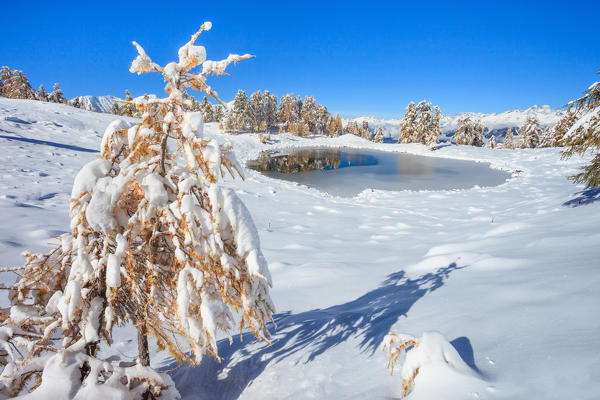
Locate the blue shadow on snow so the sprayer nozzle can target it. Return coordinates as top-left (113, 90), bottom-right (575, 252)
top-left (0, 135), bottom-right (97, 153)
top-left (168, 262), bottom-right (464, 400)
top-left (562, 188), bottom-right (600, 207)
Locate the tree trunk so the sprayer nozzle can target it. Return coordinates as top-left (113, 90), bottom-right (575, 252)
top-left (137, 322), bottom-right (150, 367)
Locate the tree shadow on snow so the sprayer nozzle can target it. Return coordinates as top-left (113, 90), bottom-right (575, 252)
top-left (168, 262), bottom-right (462, 399)
top-left (562, 188), bottom-right (600, 207)
top-left (0, 135), bottom-right (97, 153)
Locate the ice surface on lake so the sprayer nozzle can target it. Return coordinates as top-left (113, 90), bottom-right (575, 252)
top-left (248, 147), bottom-right (510, 197)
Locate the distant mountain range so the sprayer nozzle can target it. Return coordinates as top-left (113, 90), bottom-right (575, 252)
top-left (72, 95), bottom-right (119, 113)
top-left (346, 105), bottom-right (565, 140)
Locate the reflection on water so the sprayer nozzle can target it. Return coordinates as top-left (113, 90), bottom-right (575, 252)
top-left (247, 148), bottom-right (378, 174)
top-left (248, 147), bottom-right (510, 197)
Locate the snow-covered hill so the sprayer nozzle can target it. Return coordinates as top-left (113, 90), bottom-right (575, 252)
top-left (72, 94), bottom-right (119, 113)
top-left (347, 105), bottom-right (564, 140)
top-left (1, 98), bottom-right (598, 399)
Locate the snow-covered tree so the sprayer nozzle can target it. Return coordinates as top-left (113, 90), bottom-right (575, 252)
top-left (71, 97), bottom-right (81, 108)
top-left (0, 67), bottom-right (36, 100)
top-left (37, 84), bottom-right (49, 101)
top-left (119, 89), bottom-right (137, 117)
top-left (0, 66), bottom-right (10, 96)
top-left (250, 90), bottom-right (265, 131)
top-left (419, 103), bottom-right (441, 149)
top-left (277, 94), bottom-right (301, 128)
top-left (111, 101), bottom-right (121, 115)
top-left (359, 120), bottom-right (371, 140)
top-left (200, 96), bottom-right (215, 122)
top-left (453, 116), bottom-right (484, 146)
top-left (0, 22), bottom-right (274, 398)
top-left (562, 70), bottom-right (600, 188)
top-left (263, 90), bottom-right (278, 130)
top-left (373, 127), bottom-right (384, 143)
top-left (231, 89), bottom-right (254, 131)
top-left (300, 96), bottom-right (317, 134)
top-left (487, 135), bottom-right (497, 149)
top-left (539, 110), bottom-right (578, 148)
top-left (213, 104), bottom-right (225, 123)
top-left (399, 102), bottom-right (419, 143)
top-left (49, 82), bottom-right (66, 104)
top-left (516, 115), bottom-right (541, 148)
top-left (503, 127), bottom-right (514, 149)
top-left (346, 120), bottom-right (359, 136)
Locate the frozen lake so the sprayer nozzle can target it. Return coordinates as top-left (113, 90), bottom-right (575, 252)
top-left (247, 147), bottom-right (511, 197)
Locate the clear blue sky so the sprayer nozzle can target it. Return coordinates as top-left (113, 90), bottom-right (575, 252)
top-left (2, 1), bottom-right (599, 118)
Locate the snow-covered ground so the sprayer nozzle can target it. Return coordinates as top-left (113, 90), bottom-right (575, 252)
top-left (1, 98), bottom-right (598, 399)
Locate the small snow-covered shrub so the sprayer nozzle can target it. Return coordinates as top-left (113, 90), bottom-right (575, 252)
top-left (0, 22), bottom-right (274, 398)
top-left (382, 331), bottom-right (481, 398)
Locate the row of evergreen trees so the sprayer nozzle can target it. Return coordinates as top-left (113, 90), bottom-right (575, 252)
top-left (0, 66), bottom-right (68, 104)
top-left (221, 90), bottom-right (349, 137)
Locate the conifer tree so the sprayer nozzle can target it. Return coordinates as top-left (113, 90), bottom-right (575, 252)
top-left (429, 105), bottom-right (443, 148)
top-left (231, 89), bottom-right (254, 131)
top-left (49, 82), bottom-right (66, 103)
top-left (111, 101), bottom-right (121, 115)
top-left (213, 104), bottom-right (225, 123)
top-left (516, 115), bottom-right (541, 148)
top-left (250, 90), bottom-right (265, 131)
top-left (359, 121), bottom-right (371, 140)
top-left (562, 70), bottom-right (600, 188)
top-left (200, 96), bottom-right (215, 122)
top-left (487, 135), bottom-right (497, 149)
top-left (119, 89), bottom-right (137, 117)
top-left (0, 22), bottom-right (273, 398)
top-left (71, 97), bottom-right (81, 108)
top-left (373, 127), bottom-right (384, 143)
top-left (300, 96), bottom-right (317, 134)
top-left (334, 114), bottom-right (343, 136)
top-left (453, 116), bottom-right (484, 146)
top-left (0, 67), bottom-right (36, 99)
top-left (418, 102), bottom-right (441, 149)
top-left (0, 66), bottom-right (11, 96)
top-left (399, 102), bottom-right (419, 143)
top-left (37, 84), bottom-right (49, 101)
top-left (539, 110), bottom-right (578, 147)
top-left (263, 90), bottom-right (278, 130)
top-left (503, 127), bottom-right (514, 149)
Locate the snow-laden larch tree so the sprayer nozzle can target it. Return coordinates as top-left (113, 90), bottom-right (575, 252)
top-left (0, 22), bottom-right (274, 399)
top-left (562, 70), bottom-right (600, 188)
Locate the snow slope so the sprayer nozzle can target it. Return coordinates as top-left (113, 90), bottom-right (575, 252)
top-left (1, 98), bottom-right (599, 399)
top-left (72, 95), bottom-right (119, 113)
top-left (347, 105), bottom-right (564, 140)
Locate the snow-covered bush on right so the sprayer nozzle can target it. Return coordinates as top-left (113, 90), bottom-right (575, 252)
top-left (562, 69), bottom-right (600, 188)
top-left (383, 331), bottom-right (486, 399)
top-left (453, 116), bottom-right (484, 146)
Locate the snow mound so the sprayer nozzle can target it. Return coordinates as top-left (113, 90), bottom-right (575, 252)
top-left (383, 331), bottom-right (488, 399)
